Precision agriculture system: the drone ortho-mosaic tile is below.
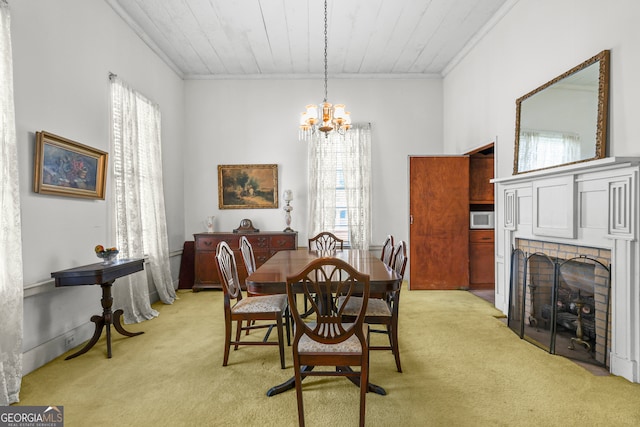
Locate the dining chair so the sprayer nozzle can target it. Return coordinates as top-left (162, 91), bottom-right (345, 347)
top-left (240, 235), bottom-right (292, 342)
top-left (286, 257), bottom-right (370, 427)
top-left (240, 235), bottom-right (258, 298)
top-left (239, 235), bottom-right (257, 277)
top-left (380, 234), bottom-right (394, 267)
top-left (308, 231), bottom-right (344, 251)
top-left (239, 235), bottom-right (259, 334)
top-left (215, 241), bottom-right (289, 369)
top-left (303, 232), bottom-right (344, 315)
top-left (339, 240), bottom-right (407, 372)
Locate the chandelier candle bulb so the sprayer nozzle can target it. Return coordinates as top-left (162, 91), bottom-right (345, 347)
top-left (305, 105), bottom-right (318, 122)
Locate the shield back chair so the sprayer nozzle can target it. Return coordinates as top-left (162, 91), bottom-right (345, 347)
top-left (286, 257), bottom-right (370, 427)
top-left (380, 235), bottom-right (394, 267)
top-left (240, 235), bottom-right (291, 343)
top-left (308, 231), bottom-right (344, 251)
top-left (240, 235), bottom-right (259, 334)
top-left (240, 236), bottom-right (259, 300)
top-left (339, 240), bottom-right (407, 372)
top-left (240, 235), bottom-right (257, 279)
top-left (215, 241), bottom-right (289, 369)
top-left (303, 232), bottom-right (344, 315)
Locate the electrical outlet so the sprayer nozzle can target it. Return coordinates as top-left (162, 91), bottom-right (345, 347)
top-left (64, 335), bottom-right (75, 349)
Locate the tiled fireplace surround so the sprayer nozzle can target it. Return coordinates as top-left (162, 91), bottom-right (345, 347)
top-left (494, 157), bottom-right (640, 383)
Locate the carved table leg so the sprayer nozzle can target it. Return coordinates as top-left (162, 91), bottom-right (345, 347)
top-left (65, 279), bottom-right (143, 360)
top-left (64, 315), bottom-right (105, 360)
top-left (113, 309), bottom-right (144, 337)
top-left (267, 365), bottom-right (314, 396)
top-left (266, 365), bottom-right (386, 396)
top-left (338, 366), bottom-right (387, 395)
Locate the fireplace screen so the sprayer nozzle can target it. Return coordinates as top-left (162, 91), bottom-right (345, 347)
top-left (509, 249), bottom-right (611, 367)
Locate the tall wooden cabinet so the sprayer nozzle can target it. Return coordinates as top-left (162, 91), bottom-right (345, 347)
top-left (468, 146), bottom-right (495, 289)
top-left (193, 231), bottom-right (297, 291)
top-left (469, 155), bottom-right (495, 204)
top-left (409, 144), bottom-right (494, 290)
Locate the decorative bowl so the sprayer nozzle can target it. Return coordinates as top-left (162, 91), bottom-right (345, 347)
top-left (96, 249), bottom-right (119, 265)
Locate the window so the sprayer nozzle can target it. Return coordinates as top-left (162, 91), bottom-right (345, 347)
top-left (308, 123), bottom-right (371, 249)
top-left (334, 153), bottom-right (349, 244)
top-left (109, 76), bottom-right (176, 323)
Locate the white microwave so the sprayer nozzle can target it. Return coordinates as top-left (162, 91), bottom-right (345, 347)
top-left (470, 211), bottom-right (495, 229)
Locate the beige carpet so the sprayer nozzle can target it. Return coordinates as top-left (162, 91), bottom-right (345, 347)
top-left (14, 288), bottom-right (640, 426)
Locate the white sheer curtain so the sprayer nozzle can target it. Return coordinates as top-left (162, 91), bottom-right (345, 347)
top-left (110, 76), bottom-right (176, 324)
top-left (308, 131), bottom-right (338, 237)
top-left (0, 0), bottom-right (24, 405)
top-left (518, 130), bottom-right (580, 171)
top-left (343, 123), bottom-right (371, 249)
top-left (307, 123), bottom-right (371, 249)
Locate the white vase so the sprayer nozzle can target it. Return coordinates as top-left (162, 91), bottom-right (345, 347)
top-left (205, 216), bottom-right (215, 232)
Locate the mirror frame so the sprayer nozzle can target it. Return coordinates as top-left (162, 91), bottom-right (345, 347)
top-left (513, 50), bottom-right (610, 174)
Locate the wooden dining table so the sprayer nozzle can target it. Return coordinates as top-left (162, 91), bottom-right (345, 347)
top-left (245, 248), bottom-right (401, 397)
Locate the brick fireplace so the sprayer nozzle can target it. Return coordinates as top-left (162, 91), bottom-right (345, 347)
top-left (493, 157), bottom-right (640, 383)
top-left (510, 239), bottom-right (611, 366)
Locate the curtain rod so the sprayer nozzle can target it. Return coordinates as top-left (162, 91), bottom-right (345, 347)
top-left (108, 72), bottom-right (117, 81)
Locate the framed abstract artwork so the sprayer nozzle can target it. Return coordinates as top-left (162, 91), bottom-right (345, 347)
top-left (218, 164), bottom-right (278, 209)
top-left (33, 131), bottom-right (108, 199)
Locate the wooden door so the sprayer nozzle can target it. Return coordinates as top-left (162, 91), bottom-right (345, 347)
top-left (409, 156), bottom-right (470, 290)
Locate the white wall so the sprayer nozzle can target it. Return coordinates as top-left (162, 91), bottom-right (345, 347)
top-left (184, 78), bottom-right (443, 248)
top-left (443, 0), bottom-right (640, 178)
top-left (443, 0), bottom-right (640, 323)
top-left (11, 0), bottom-right (185, 373)
top-left (15, 0), bottom-right (639, 376)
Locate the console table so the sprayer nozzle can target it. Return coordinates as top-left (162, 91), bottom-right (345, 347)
top-left (193, 231), bottom-right (297, 291)
top-left (51, 258), bottom-right (145, 359)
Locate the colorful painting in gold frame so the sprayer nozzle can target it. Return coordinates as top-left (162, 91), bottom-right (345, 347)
top-left (34, 131), bottom-right (108, 199)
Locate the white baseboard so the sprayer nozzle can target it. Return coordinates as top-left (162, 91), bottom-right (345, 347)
top-left (22, 322), bottom-right (95, 376)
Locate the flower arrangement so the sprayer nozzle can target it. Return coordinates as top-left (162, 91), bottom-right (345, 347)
top-left (95, 245), bottom-right (119, 264)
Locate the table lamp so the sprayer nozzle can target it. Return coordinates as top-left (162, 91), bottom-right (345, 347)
top-left (283, 190), bottom-right (294, 232)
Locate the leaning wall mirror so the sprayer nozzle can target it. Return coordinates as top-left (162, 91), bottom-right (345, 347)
top-left (513, 50), bottom-right (610, 174)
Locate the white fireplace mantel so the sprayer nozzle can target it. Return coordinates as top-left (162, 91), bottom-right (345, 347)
top-left (492, 157), bottom-right (640, 383)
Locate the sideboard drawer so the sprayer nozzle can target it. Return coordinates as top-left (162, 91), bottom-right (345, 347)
top-left (247, 235), bottom-right (270, 249)
top-left (195, 235), bottom-right (221, 250)
top-left (193, 231), bottom-right (297, 291)
top-left (253, 249), bottom-right (271, 266)
top-left (270, 234), bottom-right (296, 250)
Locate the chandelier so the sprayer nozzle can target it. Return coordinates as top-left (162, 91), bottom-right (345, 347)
top-left (298, 0), bottom-right (351, 142)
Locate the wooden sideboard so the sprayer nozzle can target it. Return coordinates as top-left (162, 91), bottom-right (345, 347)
top-left (193, 231), bottom-right (298, 291)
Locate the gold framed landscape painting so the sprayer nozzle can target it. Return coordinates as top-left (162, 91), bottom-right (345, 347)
top-left (33, 131), bottom-right (108, 199)
top-left (218, 164), bottom-right (278, 209)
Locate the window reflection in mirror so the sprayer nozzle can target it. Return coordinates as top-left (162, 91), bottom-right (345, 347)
top-left (514, 50), bottom-right (609, 174)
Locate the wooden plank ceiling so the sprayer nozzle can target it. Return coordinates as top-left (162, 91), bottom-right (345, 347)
top-left (106, 0), bottom-right (510, 79)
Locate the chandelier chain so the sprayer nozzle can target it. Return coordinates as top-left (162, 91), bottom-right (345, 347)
top-left (298, 0), bottom-right (351, 142)
top-left (323, 0), bottom-right (328, 102)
